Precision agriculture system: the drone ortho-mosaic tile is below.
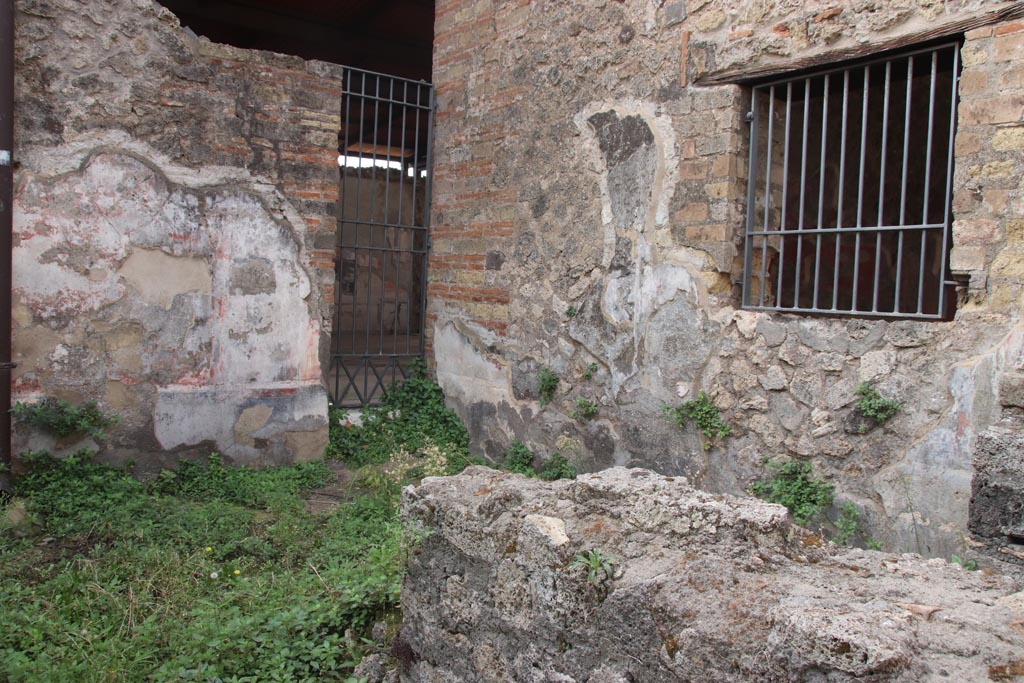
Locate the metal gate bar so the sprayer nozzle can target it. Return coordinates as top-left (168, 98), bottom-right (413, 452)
top-left (742, 42), bottom-right (960, 319)
top-left (328, 66), bottom-right (433, 407)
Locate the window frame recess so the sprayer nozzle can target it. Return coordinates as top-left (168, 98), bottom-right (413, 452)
top-left (740, 41), bottom-right (962, 320)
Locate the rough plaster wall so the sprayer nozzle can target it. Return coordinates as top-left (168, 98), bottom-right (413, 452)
top-left (430, 0), bottom-right (1024, 559)
top-left (11, 0), bottom-right (342, 467)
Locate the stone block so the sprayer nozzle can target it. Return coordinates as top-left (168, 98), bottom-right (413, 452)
top-left (994, 31), bottom-right (1024, 62)
top-left (969, 418), bottom-right (1024, 546)
top-left (999, 371), bottom-right (1024, 408)
top-left (960, 97), bottom-right (1024, 126)
top-left (949, 245), bottom-right (987, 273)
top-left (402, 467), bottom-right (1024, 683)
top-left (992, 125), bottom-right (1024, 150)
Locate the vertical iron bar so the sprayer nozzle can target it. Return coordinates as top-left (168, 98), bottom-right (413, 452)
top-left (398, 83), bottom-right (410, 354)
top-left (410, 84), bottom-right (423, 354)
top-left (775, 82), bottom-right (793, 308)
top-left (353, 72), bottom-right (368, 354)
top-left (0, 0), bottom-right (13, 471)
top-left (398, 83), bottom-right (408, 227)
top-left (336, 69), bottom-right (352, 391)
top-left (365, 77), bottom-right (382, 355)
top-left (872, 61), bottom-right (892, 312)
top-left (743, 88), bottom-right (760, 307)
top-left (919, 51), bottom-right (938, 314)
top-left (794, 78), bottom-right (811, 307)
top-left (939, 46), bottom-right (960, 317)
top-left (832, 70), bottom-right (850, 310)
top-left (813, 74), bottom-right (829, 310)
top-left (759, 86), bottom-right (775, 307)
top-left (384, 78), bottom-right (394, 233)
top-left (853, 65), bottom-right (870, 312)
top-left (896, 55), bottom-right (914, 312)
top-left (419, 82), bottom-right (436, 356)
top-left (337, 69), bottom-right (354, 366)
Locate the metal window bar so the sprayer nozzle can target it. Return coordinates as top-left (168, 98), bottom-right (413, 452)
top-left (328, 66), bottom-right (434, 407)
top-left (742, 42), bottom-right (960, 320)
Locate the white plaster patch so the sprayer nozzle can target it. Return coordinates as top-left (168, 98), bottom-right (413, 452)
top-left (434, 321), bottom-right (516, 407)
top-left (602, 274), bottom-right (635, 326)
top-left (873, 321), bottom-right (1024, 557)
top-left (523, 514), bottom-right (569, 547)
top-left (118, 248), bottom-right (211, 309)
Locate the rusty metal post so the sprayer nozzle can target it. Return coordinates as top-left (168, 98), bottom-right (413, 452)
top-left (0, 0), bottom-right (14, 474)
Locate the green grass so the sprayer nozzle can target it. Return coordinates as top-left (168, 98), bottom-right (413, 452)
top-left (326, 359), bottom-right (470, 472)
top-left (0, 369), bottom-right (485, 682)
top-left (0, 452), bottom-right (407, 682)
top-left (1, 368), bottom-right (476, 683)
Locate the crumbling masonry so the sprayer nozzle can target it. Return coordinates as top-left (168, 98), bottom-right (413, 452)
top-left (8, 0), bottom-right (1024, 562)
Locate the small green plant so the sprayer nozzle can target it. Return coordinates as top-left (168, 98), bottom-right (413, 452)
top-left (854, 382), bottom-right (901, 425)
top-left (537, 367), bottom-right (560, 406)
top-left (12, 398), bottom-right (119, 439)
top-left (326, 359), bottom-right (469, 470)
top-left (833, 501), bottom-right (860, 546)
top-left (663, 391), bottom-right (731, 445)
top-left (570, 548), bottom-right (616, 587)
top-left (565, 305), bottom-right (579, 318)
top-left (538, 452), bottom-right (576, 481)
top-left (866, 538), bottom-right (884, 551)
top-left (570, 397), bottom-right (599, 421)
top-left (749, 460), bottom-right (835, 527)
top-left (582, 362), bottom-right (599, 381)
top-left (951, 554), bottom-right (979, 571)
top-left (501, 443), bottom-right (575, 481)
top-left (503, 441), bottom-right (536, 476)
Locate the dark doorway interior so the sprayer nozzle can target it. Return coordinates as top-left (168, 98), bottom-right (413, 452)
top-left (155, 0), bottom-right (435, 81)
top-left (156, 1), bottom-right (437, 407)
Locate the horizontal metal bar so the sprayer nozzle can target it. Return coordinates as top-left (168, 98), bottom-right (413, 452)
top-left (342, 90), bottom-right (432, 110)
top-left (336, 244), bottom-right (428, 256)
top-left (330, 355), bottom-right (422, 363)
top-left (338, 217), bottom-right (429, 231)
top-left (743, 305), bottom-right (946, 320)
top-left (747, 223), bottom-right (946, 237)
top-left (344, 65), bottom-right (433, 88)
top-left (751, 41), bottom-right (960, 91)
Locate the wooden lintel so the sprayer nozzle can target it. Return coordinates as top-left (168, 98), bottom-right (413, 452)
top-left (695, 2), bottom-right (1024, 86)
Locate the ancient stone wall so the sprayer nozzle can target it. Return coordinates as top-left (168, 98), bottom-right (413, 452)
top-left (398, 467), bottom-right (1024, 683)
top-left (429, 0), bottom-right (1024, 558)
top-left (12, 0), bottom-right (343, 468)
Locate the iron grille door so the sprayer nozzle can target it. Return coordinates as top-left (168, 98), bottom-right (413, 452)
top-left (328, 67), bottom-right (434, 407)
top-left (742, 42), bottom-right (961, 319)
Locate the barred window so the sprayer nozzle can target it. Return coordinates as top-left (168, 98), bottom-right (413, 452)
top-left (741, 42), bottom-right (961, 320)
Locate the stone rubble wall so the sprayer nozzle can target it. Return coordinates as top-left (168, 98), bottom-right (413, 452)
top-left (12, 0), bottom-right (343, 467)
top-left (429, 0), bottom-right (1024, 558)
top-left (398, 467), bottom-right (1024, 683)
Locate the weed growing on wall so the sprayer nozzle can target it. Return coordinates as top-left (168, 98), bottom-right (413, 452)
top-left (538, 453), bottom-right (576, 481)
top-left (500, 441), bottom-right (575, 481)
top-left (503, 440), bottom-right (536, 476)
top-left (664, 391), bottom-right (731, 446)
top-left (570, 397), bottom-right (599, 421)
top-left (749, 460), bottom-right (835, 527)
top-left (0, 451), bottom-right (414, 683)
top-left (537, 368), bottom-right (560, 406)
top-left (854, 382), bottom-right (901, 424)
top-left (326, 359), bottom-right (470, 470)
top-left (12, 398), bottom-right (119, 439)
top-left (833, 501), bottom-right (861, 546)
top-left (570, 548), bottom-right (616, 587)
top-left (582, 362), bottom-right (599, 381)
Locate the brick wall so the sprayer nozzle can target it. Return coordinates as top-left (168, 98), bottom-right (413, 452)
top-left (430, 0), bottom-right (1024, 560)
top-left (953, 21), bottom-right (1024, 310)
top-left (12, 0), bottom-right (345, 467)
